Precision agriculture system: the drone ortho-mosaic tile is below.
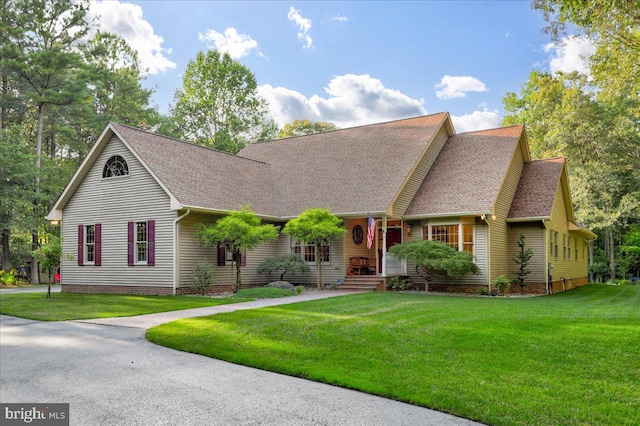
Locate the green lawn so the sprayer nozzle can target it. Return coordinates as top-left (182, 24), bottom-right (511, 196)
top-left (0, 292), bottom-right (248, 321)
top-left (147, 285), bottom-right (640, 426)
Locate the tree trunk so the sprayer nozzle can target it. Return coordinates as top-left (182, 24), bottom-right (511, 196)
top-left (316, 243), bottom-right (323, 290)
top-left (1, 73), bottom-right (6, 134)
top-left (588, 240), bottom-right (594, 283)
top-left (1, 228), bottom-right (10, 272)
top-left (608, 227), bottom-right (616, 280)
top-left (31, 103), bottom-right (45, 285)
top-left (234, 251), bottom-right (241, 293)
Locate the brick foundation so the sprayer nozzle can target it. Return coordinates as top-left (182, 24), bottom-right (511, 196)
top-left (62, 283), bottom-right (265, 296)
top-left (426, 276), bottom-right (589, 296)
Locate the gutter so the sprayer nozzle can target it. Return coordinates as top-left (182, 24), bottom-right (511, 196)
top-left (173, 209), bottom-right (191, 296)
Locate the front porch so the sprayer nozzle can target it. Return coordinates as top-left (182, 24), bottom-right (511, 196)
top-left (343, 217), bottom-right (410, 282)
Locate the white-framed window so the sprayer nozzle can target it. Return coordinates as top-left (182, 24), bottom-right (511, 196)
top-left (85, 224), bottom-right (95, 264)
top-left (423, 224), bottom-right (474, 254)
top-left (102, 155), bottom-right (129, 178)
top-left (291, 240), bottom-right (330, 264)
top-left (136, 221), bottom-right (148, 264)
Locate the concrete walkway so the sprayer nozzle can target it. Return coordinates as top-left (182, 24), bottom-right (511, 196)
top-left (80, 289), bottom-right (363, 329)
top-left (1, 290), bottom-right (483, 426)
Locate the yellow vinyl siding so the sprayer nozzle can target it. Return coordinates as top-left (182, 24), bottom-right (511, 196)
top-left (509, 223), bottom-right (545, 283)
top-left (391, 127), bottom-right (450, 216)
top-left (546, 183), bottom-right (588, 281)
top-left (489, 143), bottom-right (525, 280)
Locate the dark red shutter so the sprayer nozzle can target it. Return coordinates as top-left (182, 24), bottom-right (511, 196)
top-left (127, 222), bottom-right (134, 266)
top-left (217, 245), bottom-right (226, 266)
top-left (241, 250), bottom-right (246, 266)
top-left (95, 224), bottom-right (102, 266)
top-left (147, 220), bottom-right (155, 266)
top-left (77, 225), bottom-right (84, 266)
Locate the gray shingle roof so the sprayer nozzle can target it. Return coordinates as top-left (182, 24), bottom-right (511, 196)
top-left (508, 157), bottom-right (564, 219)
top-left (238, 113), bottom-right (449, 217)
top-left (111, 123), bottom-right (282, 217)
top-left (405, 125), bottom-right (524, 216)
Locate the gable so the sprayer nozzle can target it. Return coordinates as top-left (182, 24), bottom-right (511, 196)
top-left (405, 125), bottom-right (525, 217)
top-left (508, 158), bottom-right (565, 220)
top-left (111, 123), bottom-right (281, 218)
top-left (47, 125), bottom-right (179, 221)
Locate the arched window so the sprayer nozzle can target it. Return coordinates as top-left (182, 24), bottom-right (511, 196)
top-left (103, 155), bottom-right (129, 178)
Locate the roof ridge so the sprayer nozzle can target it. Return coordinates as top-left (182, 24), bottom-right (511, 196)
top-left (455, 124), bottom-right (523, 136)
top-left (109, 121), bottom-right (271, 167)
top-left (527, 156), bottom-right (565, 163)
top-left (247, 112), bottom-right (449, 145)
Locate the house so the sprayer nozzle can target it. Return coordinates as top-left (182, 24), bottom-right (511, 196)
top-left (46, 112), bottom-right (595, 295)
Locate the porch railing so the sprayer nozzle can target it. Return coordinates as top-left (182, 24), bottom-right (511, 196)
top-left (385, 252), bottom-right (407, 276)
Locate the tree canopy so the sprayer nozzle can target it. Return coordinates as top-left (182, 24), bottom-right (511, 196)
top-left (282, 208), bottom-right (345, 289)
top-left (278, 120), bottom-right (338, 139)
top-left (389, 240), bottom-right (479, 291)
top-left (171, 50), bottom-right (277, 153)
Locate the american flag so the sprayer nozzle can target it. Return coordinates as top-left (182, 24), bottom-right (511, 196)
top-left (367, 216), bottom-right (376, 249)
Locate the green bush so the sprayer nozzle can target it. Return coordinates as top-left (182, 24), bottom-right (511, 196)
top-left (493, 275), bottom-right (512, 295)
top-left (192, 262), bottom-right (215, 295)
top-left (0, 271), bottom-right (17, 286)
top-left (619, 279), bottom-right (632, 286)
top-left (386, 276), bottom-right (413, 291)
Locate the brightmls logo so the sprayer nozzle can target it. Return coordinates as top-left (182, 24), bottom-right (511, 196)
top-left (1, 404), bottom-right (69, 425)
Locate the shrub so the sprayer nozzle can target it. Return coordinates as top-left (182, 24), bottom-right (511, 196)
top-left (619, 279), bottom-right (632, 286)
top-left (257, 254), bottom-right (310, 281)
top-left (389, 240), bottom-right (480, 292)
top-left (386, 276), bottom-right (413, 291)
top-left (477, 287), bottom-right (488, 296)
top-left (192, 262), bottom-right (215, 295)
top-left (493, 275), bottom-right (511, 295)
top-left (0, 271), bottom-right (17, 286)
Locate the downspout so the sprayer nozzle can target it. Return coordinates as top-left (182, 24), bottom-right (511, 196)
top-left (173, 209), bottom-right (191, 296)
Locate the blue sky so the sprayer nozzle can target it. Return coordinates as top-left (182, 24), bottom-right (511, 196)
top-left (88, 1), bottom-right (593, 133)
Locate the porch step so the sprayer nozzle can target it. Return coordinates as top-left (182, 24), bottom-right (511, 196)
top-left (339, 276), bottom-right (385, 291)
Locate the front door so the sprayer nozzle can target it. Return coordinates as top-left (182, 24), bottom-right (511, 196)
top-left (378, 227), bottom-right (402, 272)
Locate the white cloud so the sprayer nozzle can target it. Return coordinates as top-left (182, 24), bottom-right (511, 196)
top-left (544, 35), bottom-right (595, 77)
top-left (288, 6), bottom-right (312, 49)
top-left (198, 28), bottom-right (259, 59)
top-left (435, 75), bottom-right (488, 100)
top-left (452, 108), bottom-right (501, 133)
top-left (333, 14), bottom-right (348, 22)
top-left (259, 74), bottom-right (426, 128)
top-left (88, 1), bottom-right (176, 75)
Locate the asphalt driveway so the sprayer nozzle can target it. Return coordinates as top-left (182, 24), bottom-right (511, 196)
top-left (0, 292), bottom-right (483, 426)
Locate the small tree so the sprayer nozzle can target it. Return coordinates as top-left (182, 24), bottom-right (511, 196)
top-left (32, 234), bottom-right (61, 298)
top-left (282, 208), bottom-right (346, 290)
top-left (196, 206), bottom-right (279, 293)
top-left (257, 254), bottom-right (310, 281)
top-left (389, 240), bottom-right (479, 292)
top-left (512, 232), bottom-right (534, 293)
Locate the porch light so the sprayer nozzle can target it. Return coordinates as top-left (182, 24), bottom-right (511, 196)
top-left (50, 220), bottom-right (60, 226)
